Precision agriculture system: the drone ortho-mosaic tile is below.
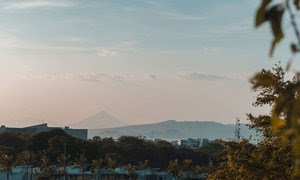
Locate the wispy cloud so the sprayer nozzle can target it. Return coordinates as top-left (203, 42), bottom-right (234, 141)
top-left (97, 41), bottom-right (137, 57)
top-left (65, 37), bottom-right (82, 43)
top-left (176, 71), bottom-right (226, 81)
top-left (145, 73), bottom-right (157, 80)
top-left (210, 18), bottom-right (252, 34)
top-left (0, 31), bottom-right (137, 56)
top-left (3, 0), bottom-right (73, 10)
top-left (0, 32), bottom-right (87, 51)
top-left (27, 72), bottom-right (126, 83)
top-left (25, 72), bottom-right (160, 83)
top-left (122, 2), bottom-right (205, 21)
top-left (0, 33), bottom-right (92, 51)
top-left (159, 11), bottom-right (205, 21)
top-left (0, 33), bottom-right (22, 48)
top-left (98, 49), bottom-right (118, 57)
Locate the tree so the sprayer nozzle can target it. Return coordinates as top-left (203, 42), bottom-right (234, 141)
top-left (106, 157), bottom-right (117, 169)
top-left (0, 133), bottom-right (27, 155)
top-left (167, 159), bottom-right (179, 178)
top-left (209, 65), bottom-right (294, 179)
top-left (28, 129), bottom-right (68, 152)
top-left (16, 150), bottom-right (36, 180)
top-left (0, 129), bottom-right (211, 175)
top-left (105, 153), bottom-right (119, 169)
top-left (0, 153), bottom-right (15, 180)
top-left (209, 139), bottom-right (293, 179)
top-left (91, 159), bottom-right (103, 173)
top-left (198, 140), bottom-right (224, 166)
top-left (39, 155), bottom-right (51, 178)
top-left (125, 163), bottom-right (134, 175)
top-left (57, 153), bottom-right (70, 179)
top-left (76, 154), bottom-right (87, 180)
top-left (182, 159), bottom-right (192, 178)
top-left (251, 64), bottom-right (297, 176)
top-left (194, 165), bottom-right (202, 174)
top-left (139, 160), bottom-right (149, 180)
top-left (255, 0), bottom-right (300, 176)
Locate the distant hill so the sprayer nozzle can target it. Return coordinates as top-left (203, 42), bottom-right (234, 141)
top-left (89, 120), bottom-right (258, 141)
top-left (71, 111), bottom-right (127, 129)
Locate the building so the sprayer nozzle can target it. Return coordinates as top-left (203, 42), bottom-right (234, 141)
top-left (0, 123), bottom-right (88, 140)
top-left (171, 138), bottom-right (210, 149)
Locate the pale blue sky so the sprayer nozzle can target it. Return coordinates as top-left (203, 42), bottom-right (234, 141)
top-left (0, 0), bottom-right (296, 126)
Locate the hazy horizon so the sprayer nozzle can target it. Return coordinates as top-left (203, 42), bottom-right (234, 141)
top-left (1, 0), bottom-right (294, 127)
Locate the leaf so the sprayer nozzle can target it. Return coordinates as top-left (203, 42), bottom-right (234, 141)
top-left (294, 0), bottom-right (300, 10)
top-left (291, 43), bottom-right (298, 54)
top-left (255, 0), bottom-right (272, 27)
top-left (265, 4), bottom-right (285, 56)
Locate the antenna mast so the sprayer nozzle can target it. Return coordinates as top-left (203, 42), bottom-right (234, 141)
top-left (234, 117), bottom-right (241, 142)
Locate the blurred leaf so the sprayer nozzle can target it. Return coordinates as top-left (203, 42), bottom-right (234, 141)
top-left (294, 0), bottom-right (300, 10)
top-left (291, 43), bottom-right (300, 54)
top-left (255, 0), bottom-right (272, 27)
top-left (265, 4), bottom-right (285, 56)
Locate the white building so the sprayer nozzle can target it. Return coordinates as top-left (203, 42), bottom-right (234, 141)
top-left (172, 138), bottom-right (209, 149)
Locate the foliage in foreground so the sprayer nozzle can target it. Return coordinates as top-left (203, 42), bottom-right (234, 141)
top-left (255, 0), bottom-right (300, 175)
top-left (209, 65), bottom-right (295, 179)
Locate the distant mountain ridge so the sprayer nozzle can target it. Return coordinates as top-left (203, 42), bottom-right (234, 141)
top-left (71, 111), bottom-right (127, 129)
top-left (89, 120), bottom-right (257, 141)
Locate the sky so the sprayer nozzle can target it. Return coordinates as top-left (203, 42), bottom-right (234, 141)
top-left (0, 0), bottom-right (298, 127)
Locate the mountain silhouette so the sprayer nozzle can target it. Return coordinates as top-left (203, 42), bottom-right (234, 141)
top-left (89, 120), bottom-right (257, 141)
top-left (71, 110), bottom-right (127, 129)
